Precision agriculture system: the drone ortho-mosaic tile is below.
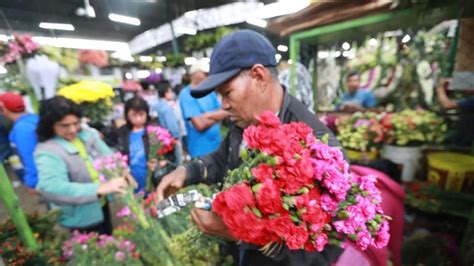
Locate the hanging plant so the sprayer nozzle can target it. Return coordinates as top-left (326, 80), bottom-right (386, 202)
top-left (184, 27), bottom-right (237, 52)
top-left (164, 53), bottom-right (185, 67)
top-left (39, 45), bottom-right (79, 72)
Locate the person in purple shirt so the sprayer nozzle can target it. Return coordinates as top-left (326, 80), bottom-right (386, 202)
top-left (339, 72), bottom-right (377, 112)
top-left (0, 92), bottom-right (39, 189)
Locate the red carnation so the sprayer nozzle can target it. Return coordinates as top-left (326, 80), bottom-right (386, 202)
top-left (251, 163), bottom-right (274, 182)
top-left (285, 223), bottom-right (309, 250)
top-left (256, 111), bottom-right (280, 128)
top-left (256, 178), bottom-right (284, 215)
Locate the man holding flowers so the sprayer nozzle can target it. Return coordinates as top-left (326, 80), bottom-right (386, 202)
top-left (156, 30), bottom-right (344, 265)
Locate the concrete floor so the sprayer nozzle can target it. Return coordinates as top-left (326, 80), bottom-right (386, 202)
top-left (0, 166), bottom-right (48, 223)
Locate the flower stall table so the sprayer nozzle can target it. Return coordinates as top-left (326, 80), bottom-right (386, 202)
top-left (405, 182), bottom-right (474, 258)
top-left (0, 164), bottom-right (38, 251)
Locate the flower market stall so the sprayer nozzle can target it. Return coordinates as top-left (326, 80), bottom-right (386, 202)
top-left (1, 0), bottom-right (474, 265)
top-left (267, 0), bottom-right (474, 264)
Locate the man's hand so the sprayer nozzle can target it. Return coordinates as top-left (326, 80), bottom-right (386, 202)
top-left (155, 166), bottom-right (187, 201)
top-left (191, 208), bottom-right (235, 240)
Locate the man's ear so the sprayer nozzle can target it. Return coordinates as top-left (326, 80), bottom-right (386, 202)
top-left (249, 64), bottom-right (270, 93)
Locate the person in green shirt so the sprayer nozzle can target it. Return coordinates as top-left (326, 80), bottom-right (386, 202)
top-left (34, 96), bottom-right (134, 234)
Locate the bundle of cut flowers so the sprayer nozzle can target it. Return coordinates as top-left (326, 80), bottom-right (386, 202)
top-left (78, 50), bottom-right (108, 67)
top-left (94, 152), bottom-right (150, 229)
top-left (212, 111), bottom-right (389, 252)
top-left (114, 192), bottom-right (176, 266)
top-left (142, 186), bottom-right (222, 266)
top-left (381, 109), bottom-right (446, 146)
top-left (0, 34), bottom-right (40, 65)
top-left (336, 112), bottom-right (384, 152)
top-left (58, 80), bottom-right (115, 124)
top-left (62, 231), bottom-right (142, 266)
top-left (145, 125), bottom-right (176, 192)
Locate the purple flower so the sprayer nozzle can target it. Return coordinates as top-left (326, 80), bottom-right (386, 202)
top-left (117, 206), bottom-right (131, 218)
top-left (356, 230), bottom-right (372, 250)
top-left (320, 193), bottom-right (339, 212)
top-left (115, 251), bottom-right (126, 262)
top-left (354, 119), bottom-right (371, 128)
top-left (372, 220), bottom-right (390, 249)
top-left (99, 174), bottom-right (107, 183)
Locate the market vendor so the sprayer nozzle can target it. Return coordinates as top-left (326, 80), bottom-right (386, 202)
top-left (338, 72), bottom-right (377, 112)
top-left (156, 30), bottom-right (343, 266)
top-left (436, 78), bottom-right (474, 146)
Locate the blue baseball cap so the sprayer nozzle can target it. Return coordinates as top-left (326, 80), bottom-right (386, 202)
top-left (191, 29), bottom-right (277, 98)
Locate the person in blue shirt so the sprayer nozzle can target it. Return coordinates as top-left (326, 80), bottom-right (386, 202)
top-left (152, 81), bottom-right (182, 164)
top-left (152, 81), bottom-right (181, 140)
top-left (0, 114), bottom-right (13, 161)
top-left (116, 97), bottom-right (152, 193)
top-left (179, 61), bottom-right (228, 158)
top-left (0, 92), bottom-right (39, 189)
top-left (116, 97), bottom-right (178, 193)
top-left (339, 72), bottom-right (377, 112)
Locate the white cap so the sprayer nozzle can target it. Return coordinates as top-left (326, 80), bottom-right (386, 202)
top-left (189, 60), bottom-right (210, 75)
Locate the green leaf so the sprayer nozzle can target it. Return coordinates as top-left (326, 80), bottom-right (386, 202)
top-left (251, 183), bottom-right (263, 193)
top-left (240, 148), bottom-right (249, 161)
top-left (290, 215), bottom-right (300, 223)
top-left (321, 134), bottom-right (330, 144)
top-left (297, 187), bottom-right (310, 194)
top-left (348, 234), bottom-right (358, 241)
top-left (268, 157), bottom-right (278, 166)
top-left (282, 196), bottom-right (296, 206)
top-left (251, 207), bottom-right (262, 218)
top-left (337, 210), bottom-right (350, 220)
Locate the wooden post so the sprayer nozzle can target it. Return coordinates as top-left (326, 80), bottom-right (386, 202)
top-left (0, 164), bottom-right (38, 250)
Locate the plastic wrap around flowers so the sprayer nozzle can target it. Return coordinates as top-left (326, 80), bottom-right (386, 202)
top-left (212, 111), bottom-right (389, 252)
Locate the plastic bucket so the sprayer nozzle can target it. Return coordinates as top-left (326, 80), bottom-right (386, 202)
top-left (427, 152), bottom-right (474, 193)
top-left (346, 149), bottom-right (378, 163)
top-left (382, 145), bottom-right (422, 182)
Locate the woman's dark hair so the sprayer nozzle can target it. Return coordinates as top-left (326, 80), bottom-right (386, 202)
top-left (156, 81), bottom-right (171, 98)
top-left (36, 96), bottom-right (82, 142)
top-left (124, 96), bottom-right (151, 129)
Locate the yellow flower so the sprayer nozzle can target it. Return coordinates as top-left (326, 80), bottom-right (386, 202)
top-left (58, 80), bottom-right (114, 104)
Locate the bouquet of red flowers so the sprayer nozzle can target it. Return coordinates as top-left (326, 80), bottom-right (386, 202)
top-left (212, 111), bottom-right (389, 252)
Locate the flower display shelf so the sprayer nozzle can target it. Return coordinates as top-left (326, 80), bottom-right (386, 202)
top-left (405, 182), bottom-right (474, 257)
